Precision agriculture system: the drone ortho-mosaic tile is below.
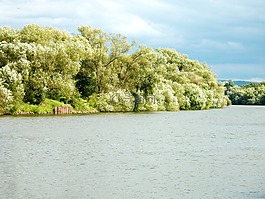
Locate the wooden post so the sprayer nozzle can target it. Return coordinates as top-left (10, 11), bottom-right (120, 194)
top-left (54, 106), bottom-right (72, 114)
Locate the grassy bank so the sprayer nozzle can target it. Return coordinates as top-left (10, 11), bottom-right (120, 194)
top-left (13, 98), bottom-right (98, 115)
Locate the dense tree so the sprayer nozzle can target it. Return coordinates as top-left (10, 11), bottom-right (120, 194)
top-left (224, 81), bottom-right (265, 105)
top-left (76, 26), bottom-right (133, 95)
top-left (0, 24), bottom-right (229, 114)
top-left (0, 79), bottom-right (13, 114)
top-left (0, 65), bottom-right (24, 110)
top-left (0, 25), bottom-right (90, 106)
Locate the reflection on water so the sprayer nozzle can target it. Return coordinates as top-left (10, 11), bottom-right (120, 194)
top-left (0, 106), bottom-right (265, 199)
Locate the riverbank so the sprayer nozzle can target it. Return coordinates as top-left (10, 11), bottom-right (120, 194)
top-left (12, 109), bottom-right (99, 115)
top-left (1, 98), bottom-right (99, 116)
top-left (0, 99), bottom-right (229, 116)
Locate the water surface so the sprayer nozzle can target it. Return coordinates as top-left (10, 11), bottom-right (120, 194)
top-left (0, 106), bottom-right (265, 199)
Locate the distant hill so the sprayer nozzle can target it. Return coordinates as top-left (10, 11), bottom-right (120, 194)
top-left (233, 80), bottom-right (252, 86)
top-left (219, 80), bottom-right (252, 86)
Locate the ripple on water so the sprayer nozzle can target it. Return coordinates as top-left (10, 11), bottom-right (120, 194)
top-left (0, 106), bottom-right (265, 199)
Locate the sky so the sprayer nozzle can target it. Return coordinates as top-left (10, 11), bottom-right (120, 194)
top-left (1, 0), bottom-right (265, 81)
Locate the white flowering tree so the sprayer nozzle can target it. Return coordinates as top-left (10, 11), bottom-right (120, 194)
top-left (0, 24), bottom-right (229, 113)
top-left (77, 26), bottom-right (133, 96)
top-left (0, 79), bottom-right (13, 114)
top-left (0, 65), bottom-right (24, 109)
top-left (0, 25), bottom-right (90, 105)
top-left (95, 89), bottom-right (134, 112)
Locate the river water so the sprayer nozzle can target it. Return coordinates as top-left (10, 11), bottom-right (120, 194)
top-left (0, 105), bottom-right (265, 199)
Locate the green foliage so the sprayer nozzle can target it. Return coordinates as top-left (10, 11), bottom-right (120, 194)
top-left (0, 27), bottom-right (20, 43)
top-left (15, 99), bottom-right (66, 114)
top-left (0, 79), bottom-right (13, 114)
top-left (95, 89), bottom-right (134, 112)
top-left (0, 65), bottom-right (24, 107)
top-left (77, 26), bottom-right (133, 94)
top-left (0, 24), bottom-right (229, 114)
top-left (70, 97), bottom-right (92, 111)
top-left (183, 84), bottom-right (207, 110)
top-left (225, 81), bottom-right (265, 105)
top-left (152, 82), bottom-right (179, 111)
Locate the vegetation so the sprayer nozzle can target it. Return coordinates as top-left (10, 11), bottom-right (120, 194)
top-left (0, 24), bottom-right (229, 115)
top-left (224, 80), bottom-right (265, 105)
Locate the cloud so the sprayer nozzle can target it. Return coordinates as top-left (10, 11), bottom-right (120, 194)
top-left (193, 39), bottom-right (245, 51)
top-left (0, 0), bottom-right (78, 31)
top-left (78, 0), bottom-right (163, 37)
top-left (110, 15), bottom-right (162, 37)
top-left (0, 0), bottom-right (265, 80)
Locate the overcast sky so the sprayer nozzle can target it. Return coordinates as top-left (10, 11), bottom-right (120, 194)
top-left (1, 0), bottom-right (265, 81)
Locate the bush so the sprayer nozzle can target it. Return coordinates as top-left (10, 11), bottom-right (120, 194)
top-left (183, 84), bottom-right (207, 110)
top-left (153, 82), bottom-right (179, 111)
top-left (96, 89), bottom-right (134, 112)
top-left (15, 98), bottom-right (66, 114)
top-left (0, 65), bottom-right (25, 108)
top-left (70, 98), bottom-right (91, 111)
top-left (0, 81), bottom-right (13, 114)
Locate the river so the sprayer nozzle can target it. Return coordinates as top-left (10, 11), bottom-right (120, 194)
top-left (0, 105), bottom-right (265, 199)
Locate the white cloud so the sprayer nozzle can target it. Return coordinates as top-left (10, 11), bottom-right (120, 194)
top-left (0, 0), bottom-right (264, 80)
top-left (41, 0), bottom-right (164, 38)
top-left (194, 39), bottom-right (245, 51)
top-left (111, 15), bottom-right (162, 37)
top-left (226, 42), bottom-right (245, 50)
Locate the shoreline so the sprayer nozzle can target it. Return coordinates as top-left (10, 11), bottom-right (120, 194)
top-left (0, 106), bottom-right (236, 117)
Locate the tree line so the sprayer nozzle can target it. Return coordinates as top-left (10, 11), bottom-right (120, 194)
top-left (0, 24), bottom-right (230, 114)
top-left (224, 80), bottom-right (265, 105)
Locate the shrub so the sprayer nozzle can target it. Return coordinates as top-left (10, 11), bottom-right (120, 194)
top-left (0, 81), bottom-right (13, 114)
top-left (183, 84), bottom-right (207, 110)
top-left (70, 97), bottom-right (91, 111)
top-left (15, 98), bottom-right (66, 114)
top-left (96, 89), bottom-right (134, 112)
